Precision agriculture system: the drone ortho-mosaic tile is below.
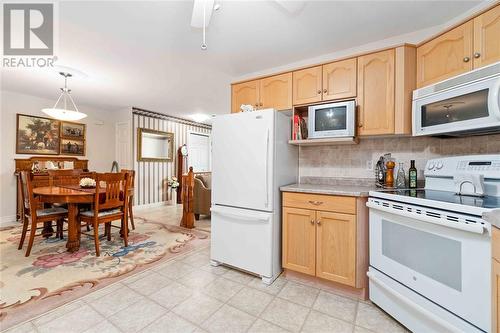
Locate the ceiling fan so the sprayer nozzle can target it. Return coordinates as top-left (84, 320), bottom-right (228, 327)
top-left (190, 0), bottom-right (305, 50)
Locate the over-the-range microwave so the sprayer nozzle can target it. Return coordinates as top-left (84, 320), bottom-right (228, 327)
top-left (413, 61), bottom-right (500, 137)
top-left (308, 100), bottom-right (356, 139)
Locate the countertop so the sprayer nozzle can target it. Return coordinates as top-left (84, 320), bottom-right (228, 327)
top-left (483, 209), bottom-right (500, 229)
top-left (280, 183), bottom-right (379, 197)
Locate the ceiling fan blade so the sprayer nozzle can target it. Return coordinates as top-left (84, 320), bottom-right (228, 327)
top-left (191, 0), bottom-right (215, 28)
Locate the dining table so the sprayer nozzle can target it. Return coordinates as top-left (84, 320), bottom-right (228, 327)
top-left (32, 185), bottom-right (102, 252)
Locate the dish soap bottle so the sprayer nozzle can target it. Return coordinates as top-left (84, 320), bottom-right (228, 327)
top-left (409, 160), bottom-right (418, 189)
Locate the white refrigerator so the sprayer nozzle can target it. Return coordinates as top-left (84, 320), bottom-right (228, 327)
top-left (210, 109), bottom-right (298, 284)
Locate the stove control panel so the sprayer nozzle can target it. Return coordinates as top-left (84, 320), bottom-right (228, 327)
top-left (424, 154), bottom-right (500, 179)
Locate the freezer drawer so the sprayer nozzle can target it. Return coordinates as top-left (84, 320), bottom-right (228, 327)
top-left (210, 205), bottom-right (274, 278)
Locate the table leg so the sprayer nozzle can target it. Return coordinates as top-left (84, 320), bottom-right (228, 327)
top-left (42, 222), bottom-right (54, 238)
top-left (66, 203), bottom-right (80, 253)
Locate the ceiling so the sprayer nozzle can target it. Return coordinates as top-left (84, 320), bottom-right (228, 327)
top-left (1, 0), bottom-right (483, 120)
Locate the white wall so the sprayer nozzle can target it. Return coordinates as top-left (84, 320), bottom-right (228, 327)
top-left (0, 90), bottom-right (118, 224)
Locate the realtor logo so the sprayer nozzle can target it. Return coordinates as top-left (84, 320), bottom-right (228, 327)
top-left (3, 3), bottom-right (54, 56)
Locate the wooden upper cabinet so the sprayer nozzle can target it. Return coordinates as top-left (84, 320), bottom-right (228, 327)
top-left (322, 58), bottom-right (357, 100)
top-left (357, 49), bottom-right (395, 136)
top-left (282, 207), bottom-right (316, 276)
top-left (316, 211), bottom-right (356, 286)
top-left (231, 80), bottom-right (259, 113)
top-left (416, 22), bottom-right (473, 88)
top-left (260, 73), bottom-right (292, 110)
top-left (293, 66), bottom-right (322, 105)
top-left (473, 5), bottom-right (500, 69)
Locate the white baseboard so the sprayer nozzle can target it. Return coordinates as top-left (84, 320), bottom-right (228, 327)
top-left (134, 201), bottom-right (177, 211)
top-left (0, 215), bottom-right (19, 228)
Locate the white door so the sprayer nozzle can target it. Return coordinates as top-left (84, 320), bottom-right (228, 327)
top-left (211, 205), bottom-right (273, 277)
top-left (116, 122), bottom-right (131, 169)
top-left (187, 131), bottom-right (211, 172)
top-left (212, 110), bottom-right (274, 212)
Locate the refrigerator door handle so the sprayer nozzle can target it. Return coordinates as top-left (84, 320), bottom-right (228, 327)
top-left (211, 207), bottom-right (270, 222)
top-left (265, 128), bottom-right (270, 208)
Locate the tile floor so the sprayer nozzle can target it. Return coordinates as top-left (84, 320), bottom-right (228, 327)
top-left (4, 245), bottom-right (409, 333)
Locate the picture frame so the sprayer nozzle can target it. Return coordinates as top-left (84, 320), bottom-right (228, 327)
top-left (16, 114), bottom-right (60, 155)
top-left (60, 138), bottom-right (86, 156)
top-left (137, 128), bottom-right (174, 162)
top-left (61, 121), bottom-right (86, 140)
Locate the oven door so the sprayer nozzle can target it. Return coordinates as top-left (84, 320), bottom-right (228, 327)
top-left (308, 101), bottom-right (355, 138)
top-left (368, 201), bottom-right (491, 332)
top-left (413, 75), bottom-right (500, 136)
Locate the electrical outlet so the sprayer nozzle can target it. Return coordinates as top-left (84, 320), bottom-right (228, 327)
top-left (366, 160), bottom-right (374, 171)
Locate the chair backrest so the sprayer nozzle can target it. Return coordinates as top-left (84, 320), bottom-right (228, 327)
top-left (94, 172), bottom-right (130, 212)
top-left (48, 169), bottom-right (83, 186)
top-left (19, 171), bottom-right (37, 217)
top-left (121, 169), bottom-right (135, 188)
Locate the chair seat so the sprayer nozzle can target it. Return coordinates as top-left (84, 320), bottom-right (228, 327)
top-left (80, 209), bottom-right (122, 218)
top-left (36, 207), bottom-right (68, 217)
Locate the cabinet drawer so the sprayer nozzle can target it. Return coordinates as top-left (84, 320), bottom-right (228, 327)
top-left (494, 227), bottom-right (500, 261)
top-left (282, 192), bottom-right (356, 214)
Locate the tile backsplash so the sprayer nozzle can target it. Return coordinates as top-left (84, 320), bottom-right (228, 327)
top-left (299, 134), bottom-right (500, 181)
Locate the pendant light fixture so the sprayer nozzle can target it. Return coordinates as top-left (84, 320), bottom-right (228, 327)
top-left (42, 72), bottom-right (87, 121)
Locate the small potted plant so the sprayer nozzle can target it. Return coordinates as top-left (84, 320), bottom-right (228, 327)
top-left (167, 176), bottom-right (179, 205)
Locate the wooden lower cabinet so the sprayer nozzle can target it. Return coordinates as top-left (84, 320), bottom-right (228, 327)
top-left (282, 207), bottom-right (316, 275)
top-left (493, 258), bottom-right (499, 333)
top-left (282, 192), bottom-right (368, 296)
top-left (316, 211), bottom-right (356, 286)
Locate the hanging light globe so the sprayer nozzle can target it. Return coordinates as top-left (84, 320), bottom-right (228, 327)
top-left (42, 72), bottom-right (87, 121)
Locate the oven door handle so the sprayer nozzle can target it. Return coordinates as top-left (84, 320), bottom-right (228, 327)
top-left (366, 202), bottom-right (485, 234)
top-left (367, 271), bottom-right (464, 333)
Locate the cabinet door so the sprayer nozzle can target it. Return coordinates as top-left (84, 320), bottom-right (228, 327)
top-left (260, 73), bottom-right (292, 110)
top-left (493, 258), bottom-right (500, 333)
top-left (282, 207), bottom-right (316, 276)
top-left (316, 211), bottom-right (356, 286)
top-left (357, 49), bottom-right (395, 136)
top-left (416, 22), bottom-right (473, 88)
top-left (231, 80), bottom-right (259, 113)
top-left (292, 66), bottom-right (322, 105)
top-left (473, 5), bottom-right (500, 69)
top-left (322, 58), bottom-right (357, 101)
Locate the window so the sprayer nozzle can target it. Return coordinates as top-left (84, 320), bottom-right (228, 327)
top-left (187, 131), bottom-right (211, 172)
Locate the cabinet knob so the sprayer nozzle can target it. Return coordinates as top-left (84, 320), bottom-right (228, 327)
top-left (259, 102), bottom-right (263, 106)
top-left (316, 220), bottom-right (321, 225)
top-left (474, 52), bottom-right (481, 59)
top-left (463, 56), bottom-right (470, 63)
top-left (317, 90), bottom-right (322, 94)
top-left (310, 219), bottom-right (315, 225)
top-left (323, 89), bottom-right (327, 93)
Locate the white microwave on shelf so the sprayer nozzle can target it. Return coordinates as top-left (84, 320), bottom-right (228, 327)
top-left (308, 100), bottom-right (356, 139)
top-left (412, 61), bottom-right (500, 137)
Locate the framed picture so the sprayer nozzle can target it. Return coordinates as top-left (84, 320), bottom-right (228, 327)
top-left (16, 114), bottom-right (60, 155)
top-left (60, 138), bottom-right (86, 156)
top-left (61, 121), bottom-right (86, 140)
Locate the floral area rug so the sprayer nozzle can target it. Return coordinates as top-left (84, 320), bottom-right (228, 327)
top-left (0, 217), bottom-right (209, 330)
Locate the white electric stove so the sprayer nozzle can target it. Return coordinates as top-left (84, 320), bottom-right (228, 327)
top-left (367, 154), bottom-right (500, 333)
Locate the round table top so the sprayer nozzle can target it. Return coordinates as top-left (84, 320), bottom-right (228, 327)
top-left (33, 186), bottom-right (95, 203)
top-left (33, 186), bottom-right (96, 196)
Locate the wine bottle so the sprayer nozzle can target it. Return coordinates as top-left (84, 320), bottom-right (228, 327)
top-left (409, 160), bottom-right (418, 189)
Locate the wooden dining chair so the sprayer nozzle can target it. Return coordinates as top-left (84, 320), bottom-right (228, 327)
top-left (18, 171), bottom-right (68, 257)
top-left (121, 169), bottom-right (135, 230)
top-left (78, 172), bottom-right (130, 256)
top-left (47, 169), bottom-right (83, 186)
